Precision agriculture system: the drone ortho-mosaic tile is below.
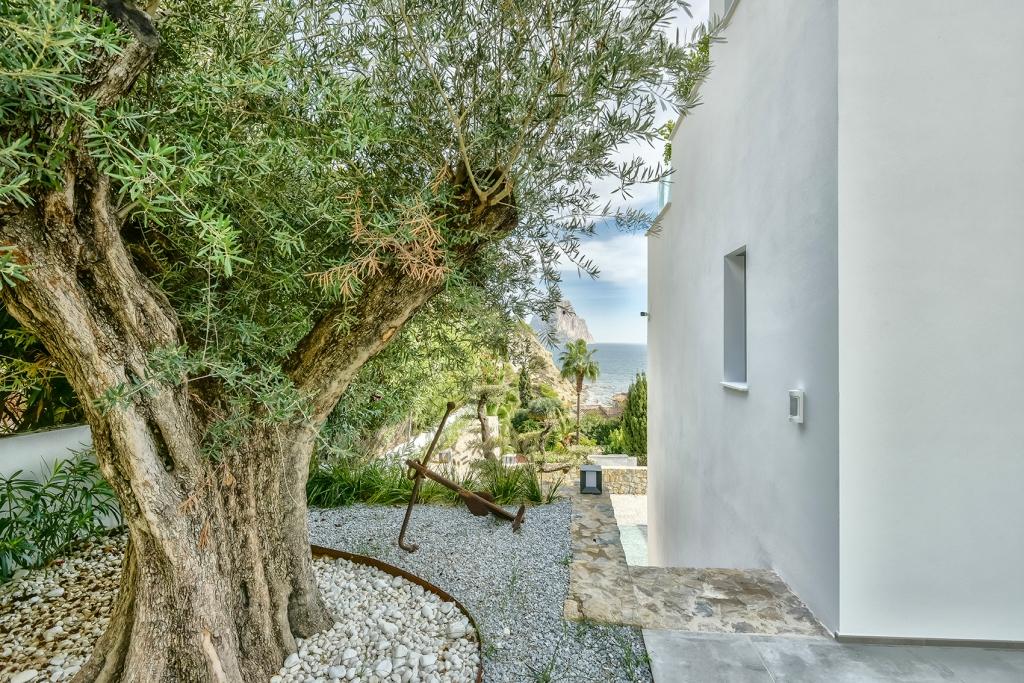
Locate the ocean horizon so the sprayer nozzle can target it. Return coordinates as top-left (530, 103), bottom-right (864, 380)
top-left (568, 342), bottom-right (647, 407)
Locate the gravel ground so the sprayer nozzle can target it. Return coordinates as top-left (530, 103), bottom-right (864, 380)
top-left (1, 535), bottom-right (123, 682)
top-left (309, 502), bottom-right (653, 683)
top-left (1, 501), bottom-right (652, 683)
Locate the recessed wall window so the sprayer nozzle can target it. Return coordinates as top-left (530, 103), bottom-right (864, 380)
top-left (724, 247), bottom-right (747, 385)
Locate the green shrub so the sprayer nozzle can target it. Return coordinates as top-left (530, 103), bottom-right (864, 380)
top-left (621, 373), bottom-right (648, 464)
top-left (607, 427), bottom-right (628, 454)
top-left (0, 452), bottom-right (120, 581)
top-left (537, 384), bottom-right (559, 400)
top-left (580, 414), bottom-right (621, 447)
top-left (510, 409), bottom-right (540, 433)
top-left (525, 397), bottom-right (563, 420)
top-left (550, 443), bottom-right (596, 465)
top-left (307, 458), bottom-right (467, 507)
top-left (517, 366), bottom-right (532, 405)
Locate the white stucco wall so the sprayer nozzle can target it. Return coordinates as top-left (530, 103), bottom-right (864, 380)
top-left (0, 425), bottom-right (93, 480)
top-left (648, 0), bottom-right (840, 630)
top-left (837, 0), bottom-right (1024, 641)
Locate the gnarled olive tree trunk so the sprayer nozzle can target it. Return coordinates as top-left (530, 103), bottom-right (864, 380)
top-left (0, 20), bottom-right (517, 683)
top-left (1, 157), bottom-right (343, 680)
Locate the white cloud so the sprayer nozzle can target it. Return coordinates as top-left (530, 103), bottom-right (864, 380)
top-left (559, 233), bottom-right (647, 287)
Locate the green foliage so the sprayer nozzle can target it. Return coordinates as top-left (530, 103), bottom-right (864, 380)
top-left (3, 0), bottom-right (716, 457)
top-left (319, 289), bottom-right (516, 458)
top-left (581, 414), bottom-right (622, 448)
top-left (0, 452), bottom-right (120, 581)
top-left (659, 120), bottom-right (675, 166)
top-left (661, 33), bottom-right (712, 168)
top-left (525, 397), bottom-right (564, 421)
top-left (517, 366), bottom-right (533, 406)
top-left (510, 410), bottom-right (539, 434)
top-left (307, 457), bottom-right (559, 508)
top-left (537, 385), bottom-right (560, 400)
top-left (677, 34), bottom-right (713, 103)
top-left (0, 245), bottom-right (29, 290)
top-left (559, 339), bottom-right (600, 443)
top-left (621, 373), bottom-right (648, 463)
top-left (558, 340), bottom-right (601, 388)
top-left (308, 458), bottom-right (469, 507)
top-left (1, 306), bottom-right (83, 434)
top-left (549, 443), bottom-right (596, 466)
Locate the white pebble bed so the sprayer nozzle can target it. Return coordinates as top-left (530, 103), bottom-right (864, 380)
top-left (273, 556), bottom-right (479, 682)
top-left (0, 538), bottom-right (479, 683)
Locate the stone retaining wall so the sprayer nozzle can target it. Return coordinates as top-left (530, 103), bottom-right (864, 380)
top-left (601, 465), bottom-right (647, 495)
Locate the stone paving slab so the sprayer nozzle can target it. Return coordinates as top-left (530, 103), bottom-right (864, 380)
top-left (631, 565), bottom-right (826, 635)
top-left (564, 487), bottom-right (826, 638)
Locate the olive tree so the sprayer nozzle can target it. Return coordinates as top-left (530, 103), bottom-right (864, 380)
top-left (0, 0), bottom-right (712, 680)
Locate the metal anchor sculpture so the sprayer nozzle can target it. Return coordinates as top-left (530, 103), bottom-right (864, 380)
top-left (398, 401), bottom-right (526, 553)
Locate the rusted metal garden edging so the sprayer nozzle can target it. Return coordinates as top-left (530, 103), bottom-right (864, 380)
top-left (310, 544), bottom-right (485, 683)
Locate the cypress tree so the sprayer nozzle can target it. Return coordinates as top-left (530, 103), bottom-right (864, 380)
top-left (622, 373), bottom-right (648, 463)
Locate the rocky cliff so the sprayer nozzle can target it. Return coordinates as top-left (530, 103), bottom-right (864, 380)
top-left (529, 300), bottom-right (594, 347)
top-left (509, 325), bottom-right (577, 406)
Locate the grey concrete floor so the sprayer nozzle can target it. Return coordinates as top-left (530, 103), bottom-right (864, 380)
top-left (642, 630), bottom-right (1024, 683)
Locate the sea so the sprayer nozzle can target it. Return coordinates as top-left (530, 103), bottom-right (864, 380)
top-left (573, 343), bottom-right (647, 407)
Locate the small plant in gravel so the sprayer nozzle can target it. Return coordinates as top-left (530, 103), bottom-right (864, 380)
top-left (526, 632), bottom-right (566, 683)
top-left (613, 629), bottom-right (652, 682)
top-left (0, 451), bottom-right (120, 581)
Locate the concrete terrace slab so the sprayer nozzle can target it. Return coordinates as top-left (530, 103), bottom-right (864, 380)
top-left (642, 630), bottom-right (1024, 683)
top-left (644, 630), bottom-right (774, 683)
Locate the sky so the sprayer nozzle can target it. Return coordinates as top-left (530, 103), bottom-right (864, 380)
top-left (556, 1), bottom-right (709, 345)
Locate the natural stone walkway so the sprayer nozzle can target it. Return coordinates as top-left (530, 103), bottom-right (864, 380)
top-left (563, 487), bottom-right (826, 637)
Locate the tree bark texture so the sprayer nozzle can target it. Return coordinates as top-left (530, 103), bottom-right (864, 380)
top-left (575, 375), bottom-right (583, 445)
top-left (1, 146), bottom-right (335, 681)
top-left (476, 396), bottom-right (497, 460)
top-left (0, 14), bottom-right (517, 683)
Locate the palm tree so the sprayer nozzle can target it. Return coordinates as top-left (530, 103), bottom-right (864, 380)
top-left (559, 339), bottom-right (600, 445)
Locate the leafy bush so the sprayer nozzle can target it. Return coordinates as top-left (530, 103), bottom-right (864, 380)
top-left (580, 414), bottom-right (621, 447)
top-left (1, 307), bottom-right (83, 435)
top-left (549, 443), bottom-right (596, 466)
top-left (0, 452), bottom-right (120, 581)
top-left (525, 397), bottom-right (563, 420)
top-left (607, 427), bottom-right (628, 454)
top-left (621, 373), bottom-right (648, 464)
top-left (510, 409), bottom-right (540, 433)
top-left (537, 385), bottom-right (560, 400)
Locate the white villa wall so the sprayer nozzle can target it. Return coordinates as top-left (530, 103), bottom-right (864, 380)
top-left (0, 425), bottom-right (93, 480)
top-left (648, 0), bottom-right (840, 630)
top-left (837, 0), bottom-right (1024, 641)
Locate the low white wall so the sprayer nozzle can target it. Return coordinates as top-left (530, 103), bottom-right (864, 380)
top-left (0, 425), bottom-right (93, 481)
top-left (837, 0), bottom-right (1024, 641)
top-left (648, 0), bottom-right (840, 630)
